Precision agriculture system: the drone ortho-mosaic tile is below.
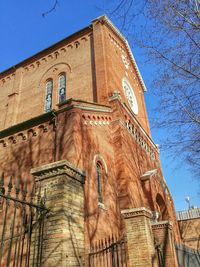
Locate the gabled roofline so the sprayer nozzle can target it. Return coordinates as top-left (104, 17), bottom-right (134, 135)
top-left (0, 26), bottom-right (91, 76)
top-left (1, 15), bottom-right (147, 93)
top-left (93, 15), bottom-right (147, 92)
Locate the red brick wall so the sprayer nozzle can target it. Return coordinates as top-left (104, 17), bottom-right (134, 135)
top-left (178, 217), bottom-right (200, 250)
top-left (0, 28), bottom-right (94, 130)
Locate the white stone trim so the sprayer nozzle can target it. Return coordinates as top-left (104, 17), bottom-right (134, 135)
top-left (140, 169), bottom-right (157, 181)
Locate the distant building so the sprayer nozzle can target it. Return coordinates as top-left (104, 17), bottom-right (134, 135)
top-left (0, 15), bottom-right (198, 266)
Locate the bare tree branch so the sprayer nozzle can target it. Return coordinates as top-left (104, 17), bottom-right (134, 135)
top-left (42, 0), bottom-right (59, 17)
top-left (108, 0), bottom-right (200, 175)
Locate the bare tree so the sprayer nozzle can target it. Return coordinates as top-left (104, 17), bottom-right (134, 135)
top-left (108, 0), bottom-right (200, 175)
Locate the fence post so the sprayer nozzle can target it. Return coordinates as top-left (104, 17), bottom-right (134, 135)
top-left (152, 221), bottom-right (179, 267)
top-left (122, 207), bottom-right (158, 267)
top-left (31, 160), bottom-right (85, 267)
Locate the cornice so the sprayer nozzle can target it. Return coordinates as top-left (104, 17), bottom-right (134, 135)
top-left (151, 220), bottom-right (173, 230)
top-left (31, 160), bottom-right (85, 184)
top-left (58, 98), bottom-right (111, 112)
top-left (121, 207), bottom-right (152, 219)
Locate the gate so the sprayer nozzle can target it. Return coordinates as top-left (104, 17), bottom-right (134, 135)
top-left (0, 173), bottom-right (48, 267)
top-left (88, 237), bottom-right (128, 267)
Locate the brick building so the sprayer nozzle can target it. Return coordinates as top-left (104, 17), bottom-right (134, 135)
top-left (0, 15), bottom-right (197, 266)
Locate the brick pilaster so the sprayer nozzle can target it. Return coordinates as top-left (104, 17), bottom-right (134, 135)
top-left (152, 221), bottom-right (178, 267)
top-left (122, 207), bottom-right (158, 267)
top-left (31, 160), bottom-right (85, 267)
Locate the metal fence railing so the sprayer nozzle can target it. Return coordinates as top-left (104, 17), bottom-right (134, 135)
top-left (0, 173), bottom-right (48, 267)
top-left (176, 208), bottom-right (200, 221)
top-left (176, 244), bottom-right (200, 267)
top-left (88, 236), bottom-right (128, 267)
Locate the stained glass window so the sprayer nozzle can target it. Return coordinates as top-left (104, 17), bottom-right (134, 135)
top-left (58, 74), bottom-right (66, 104)
top-left (45, 79), bottom-right (53, 112)
top-left (96, 162), bottom-right (103, 203)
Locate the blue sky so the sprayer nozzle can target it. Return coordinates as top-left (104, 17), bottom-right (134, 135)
top-left (0, 0), bottom-right (199, 211)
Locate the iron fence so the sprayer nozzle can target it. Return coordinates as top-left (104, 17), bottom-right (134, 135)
top-left (176, 243), bottom-right (200, 267)
top-left (88, 237), bottom-right (128, 267)
top-left (0, 173), bottom-right (48, 267)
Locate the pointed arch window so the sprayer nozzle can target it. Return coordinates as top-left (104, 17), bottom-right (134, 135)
top-left (58, 73), bottom-right (66, 104)
top-left (96, 162), bottom-right (103, 203)
top-left (45, 79), bottom-right (53, 112)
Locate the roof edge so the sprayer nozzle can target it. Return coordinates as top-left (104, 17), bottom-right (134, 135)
top-left (0, 26), bottom-right (91, 76)
top-left (93, 15), bottom-right (147, 92)
top-left (1, 15), bottom-right (147, 93)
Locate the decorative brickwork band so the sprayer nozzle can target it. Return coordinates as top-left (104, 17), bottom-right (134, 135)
top-left (31, 160), bottom-right (85, 267)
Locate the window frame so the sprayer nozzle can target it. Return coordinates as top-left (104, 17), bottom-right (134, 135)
top-left (96, 161), bottom-right (104, 204)
top-left (58, 73), bottom-right (66, 104)
top-left (44, 79), bottom-right (53, 112)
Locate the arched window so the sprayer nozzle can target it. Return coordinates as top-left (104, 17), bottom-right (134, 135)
top-left (156, 194), bottom-right (169, 221)
top-left (58, 73), bottom-right (66, 104)
top-left (45, 79), bottom-right (53, 112)
top-left (96, 162), bottom-right (103, 203)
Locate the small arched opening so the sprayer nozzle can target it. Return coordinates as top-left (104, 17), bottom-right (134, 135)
top-left (155, 193), bottom-right (169, 221)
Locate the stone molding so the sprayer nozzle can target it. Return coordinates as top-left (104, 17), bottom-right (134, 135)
top-left (141, 169), bottom-right (157, 181)
top-left (31, 160), bottom-right (85, 184)
top-left (58, 98), bottom-right (111, 111)
top-left (121, 207), bottom-right (152, 219)
top-left (151, 220), bottom-right (173, 230)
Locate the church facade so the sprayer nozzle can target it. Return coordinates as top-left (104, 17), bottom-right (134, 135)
top-left (0, 16), bottom-right (192, 267)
